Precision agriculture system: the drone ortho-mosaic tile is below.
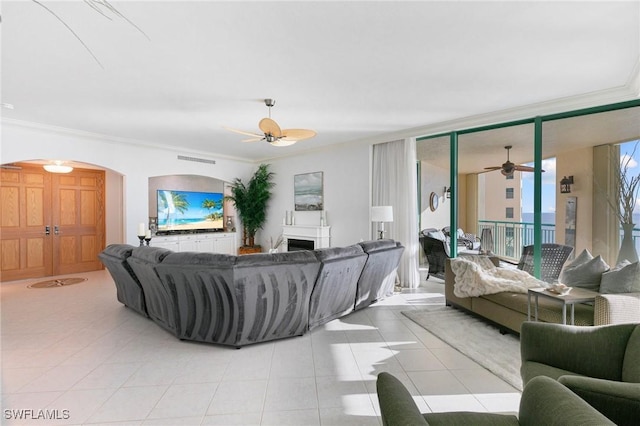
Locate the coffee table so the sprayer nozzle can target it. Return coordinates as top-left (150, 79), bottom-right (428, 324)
top-left (527, 287), bottom-right (599, 325)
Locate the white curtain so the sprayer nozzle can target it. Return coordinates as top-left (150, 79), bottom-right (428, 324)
top-left (372, 138), bottom-right (421, 288)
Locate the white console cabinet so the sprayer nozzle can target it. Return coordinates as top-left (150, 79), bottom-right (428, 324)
top-left (152, 233), bottom-right (236, 255)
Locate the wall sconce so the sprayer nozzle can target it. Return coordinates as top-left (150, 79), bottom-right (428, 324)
top-left (444, 186), bottom-right (451, 199)
top-left (560, 176), bottom-right (574, 194)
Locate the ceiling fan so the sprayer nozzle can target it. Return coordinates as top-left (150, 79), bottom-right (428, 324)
top-left (224, 99), bottom-right (316, 147)
top-left (484, 145), bottom-right (545, 176)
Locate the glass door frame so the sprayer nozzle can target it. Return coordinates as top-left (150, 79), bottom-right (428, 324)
top-left (417, 98), bottom-right (640, 279)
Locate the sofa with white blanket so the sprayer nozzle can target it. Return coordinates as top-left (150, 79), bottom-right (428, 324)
top-left (444, 255), bottom-right (640, 334)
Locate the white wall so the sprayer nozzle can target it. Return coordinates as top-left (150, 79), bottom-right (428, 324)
top-left (262, 142), bottom-right (373, 250)
top-left (419, 160), bottom-right (450, 230)
top-left (1, 121), bottom-right (254, 245)
top-left (3, 120), bottom-right (394, 251)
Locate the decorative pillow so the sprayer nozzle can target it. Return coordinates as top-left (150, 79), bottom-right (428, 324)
top-left (559, 249), bottom-right (609, 291)
top-left (426, 230), bottom-right (446, 241)
top-left (599, 261), bottom-right (640, 294)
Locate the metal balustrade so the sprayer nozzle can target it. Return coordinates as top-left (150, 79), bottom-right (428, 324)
top-left (477, 220), bottom-right (556, 262)
top-left (477, 220), bottom-right (640, 262)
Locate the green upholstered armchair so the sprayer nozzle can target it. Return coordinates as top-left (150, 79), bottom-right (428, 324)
top-left (376, 372), bottom-right (613, 426)
top-left (520, 322), bottom-right (640, 426)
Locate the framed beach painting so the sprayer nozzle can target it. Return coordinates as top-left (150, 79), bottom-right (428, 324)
top-left (294, 172), bottom-right (323, 211)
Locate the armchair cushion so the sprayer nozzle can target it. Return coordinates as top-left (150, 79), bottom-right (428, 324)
top-left (520, 322), bottom-right (640, 426)
top-left (559, 249), bottom-right (609, 291)
top-left (623, 327), bottom-right (640, 382)
top-left (376, 372), bottom-right (613, 426)
top-left (599, 260), bottom-right (640, 294)
top-left (558, 376), bottom-right (640, 426)
top-left (520, 322), bottom-right (638, 383)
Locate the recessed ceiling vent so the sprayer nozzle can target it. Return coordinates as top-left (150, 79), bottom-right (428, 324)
top-left (177, 155), bottom-right (216, 165)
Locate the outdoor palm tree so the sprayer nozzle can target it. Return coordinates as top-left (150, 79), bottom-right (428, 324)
top-left (226, 164), bottom-right (275, 247)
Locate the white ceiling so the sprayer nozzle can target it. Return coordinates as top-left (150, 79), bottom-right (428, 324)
top-left (2, 1), bottom-right (639, 162)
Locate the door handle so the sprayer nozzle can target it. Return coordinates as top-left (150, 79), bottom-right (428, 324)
top-left (44, 226), bottom-right (51, 235)
top-left (54, 225), bottom-right (60, 235)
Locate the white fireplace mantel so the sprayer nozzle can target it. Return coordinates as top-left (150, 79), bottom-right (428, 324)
top-left (282, 225), bottom-right (331, 250)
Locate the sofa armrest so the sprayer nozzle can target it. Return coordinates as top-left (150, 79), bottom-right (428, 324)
top-left (518, 376), bottom-right (615, 426)
top-left (558, 376), bottom-right (640, 426)
top-left (595, 293), bottom-right (640, 325)
top-left (376, 372), bottom-right (428, 426)
top-left (520, 322), bottom-right (637, 383)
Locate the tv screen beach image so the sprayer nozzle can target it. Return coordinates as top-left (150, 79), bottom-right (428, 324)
top-left (157, 190), bottom-right (224, 231)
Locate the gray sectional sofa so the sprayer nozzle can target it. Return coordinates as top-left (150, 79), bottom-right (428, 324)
top-left (98, 239), bottom-right (404, 348)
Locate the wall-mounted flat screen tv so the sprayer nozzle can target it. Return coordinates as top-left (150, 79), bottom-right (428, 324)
top-left (157, 189), bottom-right (224, 234)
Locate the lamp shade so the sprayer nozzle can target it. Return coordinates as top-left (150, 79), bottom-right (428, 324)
top-left (371, 206), bottom-right (393, 222)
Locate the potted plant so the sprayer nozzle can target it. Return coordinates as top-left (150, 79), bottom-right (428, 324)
top-left (226, 164), bottom-right (275, 250)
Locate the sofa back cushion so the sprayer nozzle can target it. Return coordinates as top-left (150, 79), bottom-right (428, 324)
top-left (234, 251), bottom-right (321, 346)
top-left (355, 240), bottom-right (404, 310)
top-left (358, 239), bottom-right (398, 253)
top-left (559, 249), bottom-right (609, 291)
top-left (309, 245), bottom-right (367, 328)
top-left (98, 244), bottom-right (147, 316)
top-left (128, 246), bottom-right (176, 332)
top-left (600, 261), bottom-right (640, 294)
top-left (622, 326), bottom-right (640, 382)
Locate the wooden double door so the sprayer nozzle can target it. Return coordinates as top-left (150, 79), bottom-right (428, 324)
top-left (1, 164), bottom-right (105, 282)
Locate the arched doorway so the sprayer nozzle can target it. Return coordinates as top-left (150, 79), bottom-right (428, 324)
top-left (0, 160), bottom-right (124, 281)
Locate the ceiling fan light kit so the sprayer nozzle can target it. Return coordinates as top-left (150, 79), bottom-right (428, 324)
top-left (225, 99), bottom-right (316, 147)
top-left (43, 160), bottom-right (73, 174)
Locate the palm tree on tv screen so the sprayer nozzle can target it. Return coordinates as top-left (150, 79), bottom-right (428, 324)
top-left (158, 191), bottom-right (189, 225)
top-left (202, 199), bottom-right (223, 221)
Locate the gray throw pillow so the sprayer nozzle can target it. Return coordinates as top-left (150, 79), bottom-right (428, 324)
top-left (599, 260), bottom-right (640, 294)
top-left (559, 249), bottom-right (609, 291)
top-left (427, 230), bottom-right (446, 241)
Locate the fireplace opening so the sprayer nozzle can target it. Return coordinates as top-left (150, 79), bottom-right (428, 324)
top-left (288, 238), bottom-right (315, 251)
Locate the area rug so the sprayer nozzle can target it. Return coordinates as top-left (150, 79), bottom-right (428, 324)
top-left (402, 306), bottom-right (522, 390)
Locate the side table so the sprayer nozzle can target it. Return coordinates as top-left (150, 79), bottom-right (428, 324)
top-left (527, 287), bottom-right (599, 325)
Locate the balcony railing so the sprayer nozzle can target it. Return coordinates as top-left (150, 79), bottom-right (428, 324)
top-left (477, 220), bottom-right (640, 262)
top-left (477, 220), bottom-right (556, 262)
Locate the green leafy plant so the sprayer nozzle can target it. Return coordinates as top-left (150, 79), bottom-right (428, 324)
top-left (226, 164), bottom-right (275, 247)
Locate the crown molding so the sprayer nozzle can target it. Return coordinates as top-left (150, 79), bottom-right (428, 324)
top-left (1, 118), bottom-right (254, 165)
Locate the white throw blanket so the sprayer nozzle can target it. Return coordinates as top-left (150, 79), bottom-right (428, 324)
top-left (451, 256), bottom-right (548, 298)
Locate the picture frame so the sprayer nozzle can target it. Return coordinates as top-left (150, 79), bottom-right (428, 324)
top-left (294, 171), bottom-right (324, 211)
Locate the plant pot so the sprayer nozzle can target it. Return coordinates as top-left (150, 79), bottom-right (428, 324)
top-left (238, 246), bottom-right (262, 255)
top-left (617, 223), bottom-right (638, 264)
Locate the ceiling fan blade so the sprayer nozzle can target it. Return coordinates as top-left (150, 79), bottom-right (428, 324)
top-left (223, 126), bottom-right (262, 138)
top-left (270, 139), bottom-right (297, 147)
top-left (281, 129), bottom-right (317, 141)
top-left (259, 118), bottom-right (282, 137)
top-left (513, 165), bottom-right (545, 173)
top-left (242, 137), bottom-right (264, 143)
top-left (483, 166), bottom-right (502, 171)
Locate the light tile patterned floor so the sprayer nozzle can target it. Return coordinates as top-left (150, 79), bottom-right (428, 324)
top-left (1, 269), bottom-right (520, 425)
